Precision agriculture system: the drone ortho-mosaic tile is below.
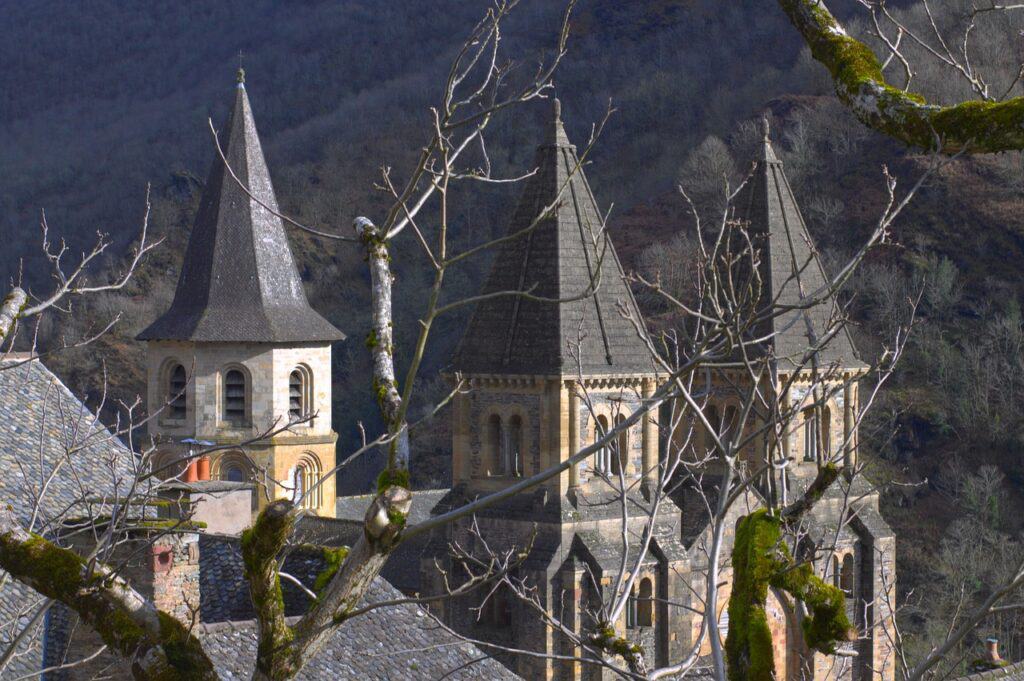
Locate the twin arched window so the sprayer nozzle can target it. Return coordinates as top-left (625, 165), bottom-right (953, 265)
top-left (293, 454), bottom-right (323, 510)
top-left (223, 369), bottom-right (249, 426)
top-left (486, 413), bottom-right (523, 477)
top-left (627, 577), bottom-right (654, 629)
top-left (167, 363), bottom-right (187, 420)
top-left (833, 553), bottom-right (854, 596)
top-left (594, 414), bottom-right (627, 477)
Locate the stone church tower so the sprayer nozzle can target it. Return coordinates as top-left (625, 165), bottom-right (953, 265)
top-left (426, 107), bottom-right (897, 680)
top-left (138, 72), bottom-right (344, 518)
top-left (668, 120), bottom-right (897, 680)
top-left (424, 100), bottom-right (690, 680)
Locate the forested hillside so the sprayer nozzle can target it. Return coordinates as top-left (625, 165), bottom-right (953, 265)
top-left (5, 0), bottom-right (1024, 666)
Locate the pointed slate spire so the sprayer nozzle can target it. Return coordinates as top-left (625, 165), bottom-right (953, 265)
top-left (138, 78), bottom-right (344, 343)
top-left (732, 116), bottom-right (862, 369)
top-left (759, 113), bottom-right (780, 164)
top-left (452, 99), bottom-right (655, 376)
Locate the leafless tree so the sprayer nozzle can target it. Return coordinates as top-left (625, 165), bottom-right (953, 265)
top-left (5, 1), bottom-right (1024, 680)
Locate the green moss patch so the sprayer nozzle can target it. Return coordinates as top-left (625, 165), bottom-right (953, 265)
top-left (313, 546), bottom-right (349, 594)
top-left (377, 467), bottom-right (410, 493)
top-left (725, 509), bottom-right (855, 681)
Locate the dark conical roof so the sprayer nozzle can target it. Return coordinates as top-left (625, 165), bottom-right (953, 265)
top-left (732, 118), bottom-right (863, 370)
top-left (452, 100), bottom-right (655, 377)
top-left (138, 79), bottom-right (345, 343)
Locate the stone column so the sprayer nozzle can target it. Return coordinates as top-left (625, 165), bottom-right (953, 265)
top-left (642, 377), bottom-right (658, 496)
top-left (568, 381), bottom-right (580, 489)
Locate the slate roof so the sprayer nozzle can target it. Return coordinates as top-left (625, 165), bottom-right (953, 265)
top-left (47, 533), bottom-right (516, 679)
top-left (137, 76), bottom-right (344, 343)
top-left (730, 121), bottom-right (864, 371)
top-left (452, 100), bottom-right (656, 377)
top-left (954, 662), bottom-right (1024, 680)
top-left (0, 356), bottom-right (134, 678)
top-left (198, 579), bottom-right (518, 680)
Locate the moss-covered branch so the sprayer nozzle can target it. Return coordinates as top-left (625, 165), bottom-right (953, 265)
top-left (0, 287), bottom-right (27, 346)
top-left (590, 623), bottom-right (647, 675)
top-left (241, 499), bottom-right (299, 679)
top-left (0, 506), bottom-right (216, 680)
top-left (779, 0), bottom-right (1024, 154)
top-left (725, 466), bottom-right (855, 681)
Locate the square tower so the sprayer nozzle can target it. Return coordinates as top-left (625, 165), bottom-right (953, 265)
top-left (137, 73), bottom-right (344, 519)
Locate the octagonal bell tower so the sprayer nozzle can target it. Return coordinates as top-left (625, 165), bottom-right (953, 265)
top-left (137, 71), bottom-right (345, 518)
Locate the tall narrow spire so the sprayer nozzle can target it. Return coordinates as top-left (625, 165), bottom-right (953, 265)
top-left (732, 114), bottom-right (861, 369)
top-left (452, 99), bottom-right (654, 376)
top-left (760, 112), bottom-right (780, 164)
top-left (138, 78), bottom-right (344, 343)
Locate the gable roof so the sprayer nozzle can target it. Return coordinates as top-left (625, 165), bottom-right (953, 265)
top-left (0, 356), bottom-right (134, 678)
top-left (137, 75), bottom-right (344, 344)
top-left (452, 100), bottom-right (656, 377)
top-left (730, 120), bottom-right (864, 371)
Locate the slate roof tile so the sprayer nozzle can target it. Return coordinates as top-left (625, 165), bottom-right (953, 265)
top-left (452, 100), bottom-right (656, 377)
top-left (137, 79), bottom-right (344, 344)
top-left (730, 123), bottom-right (864, 371)
top-left (0, 357), bottom-right (134, 678)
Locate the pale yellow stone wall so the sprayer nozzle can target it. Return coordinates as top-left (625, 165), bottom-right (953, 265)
top-left (145, 340), bottom-right (337, 518)
top-left (452, 374), bottom-right (659, 497)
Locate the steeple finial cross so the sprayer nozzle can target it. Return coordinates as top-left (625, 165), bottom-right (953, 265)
top-left (762, 112), bottom-right (771, 143)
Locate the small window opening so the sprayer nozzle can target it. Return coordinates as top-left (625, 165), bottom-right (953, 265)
top-left (168, 364), bottom-right (187, 420)
top-left (224, 369), bottom-right (247, 425)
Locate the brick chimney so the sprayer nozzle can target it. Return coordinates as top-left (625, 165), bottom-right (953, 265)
top-left (985, 638), bottom-right (1003, 666)
top-left (46, 525), bottom-right (202, 678)
top-left (64, 526), bottom-right (201, 624)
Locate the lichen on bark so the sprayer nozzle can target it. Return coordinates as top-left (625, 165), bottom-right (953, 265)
top-left (779, 0), bottom-right (1024, 154)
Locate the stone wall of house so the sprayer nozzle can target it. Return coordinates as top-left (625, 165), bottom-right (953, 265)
top-left (45, 532), bottom-right (201, 680)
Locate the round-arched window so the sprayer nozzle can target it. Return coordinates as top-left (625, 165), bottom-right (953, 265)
top-left (223, 369), bottom-right (248, 426)
top-left (168, 364), bottom-right (187, 420)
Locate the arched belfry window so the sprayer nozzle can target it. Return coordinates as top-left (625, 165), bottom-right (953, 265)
top-left (840, 554), bottom-right (854, 596)
top-left (723, 405), bottom-right (739, 440)
top-left (289, 366), bottom-right (312, 423)
top-left (223, 369), bottom-right (249, 426)
top-left (705, 404), bottom-right (721, 453)
top-left (168, 363), bottom-right (187, 420)
top-left (594, 415), bottom-right (612, 476)
top-left (487, 414), bottom-right (503, 475)
top-left (822, 405), bottom-right (832, 458)
top-left (802, 407), bottom-right (819, 462)
top-left (506, 415), bottom-right (523, 477)
top-left (638, 577), bottom-right (654, 627)
top-left (626, 584), bottom-right (638, 629)
top-left (614, 414), bottom-right (628, 476)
